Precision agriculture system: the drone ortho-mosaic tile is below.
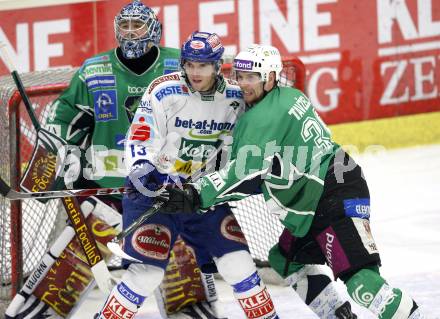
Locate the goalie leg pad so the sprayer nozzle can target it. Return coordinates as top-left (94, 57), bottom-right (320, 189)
top-left (81, 196), bottom-right (122, 230)
top-left (345, 267), bottom-right (420, 318)
top-left (201, 273), bottom-right (218, 303)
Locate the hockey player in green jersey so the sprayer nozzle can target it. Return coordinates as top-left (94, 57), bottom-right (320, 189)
top-left (45, 1), bottom-right (224, 318)
top-left (157, 45), bottom-right (425, 319)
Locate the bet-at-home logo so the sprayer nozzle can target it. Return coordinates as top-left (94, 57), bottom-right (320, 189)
top-left (178, 138), bottom-right (217, 162)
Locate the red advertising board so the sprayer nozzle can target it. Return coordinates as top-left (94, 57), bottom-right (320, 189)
top-left (0, 0), bottom-right (439, 124)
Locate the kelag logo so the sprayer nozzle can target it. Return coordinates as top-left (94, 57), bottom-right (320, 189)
top-left (178, 138), bottom-right (217, 162)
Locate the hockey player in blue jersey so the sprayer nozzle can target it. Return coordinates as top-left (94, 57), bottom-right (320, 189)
top-left (95, 31), bottom-right (280, 319)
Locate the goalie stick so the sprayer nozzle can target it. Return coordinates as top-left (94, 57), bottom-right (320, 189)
top-left (0, 42), bottom-right (115, 294)
top-left (5, 208), bottom-right (92, 318)
top-left (0, 43), bottom-right (46, 131)
top-left (0, 176), bottom-right (129, 200)
top-left (1, 173), bottom-right (169, 262)
top-left (5, 197), bottom-right (121, 319)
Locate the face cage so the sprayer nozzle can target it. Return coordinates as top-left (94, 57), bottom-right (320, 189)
top-left (115, 18), bottom-right (150, 41)
top-left (115, 16), bottom-right (161, 59)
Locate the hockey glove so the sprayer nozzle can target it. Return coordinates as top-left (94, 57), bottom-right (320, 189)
top-left (126, 160), bottom-right (169, 200)
top-left (156, 183), bottom-right (201, 214)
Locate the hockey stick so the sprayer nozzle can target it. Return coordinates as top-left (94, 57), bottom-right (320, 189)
top-left (0, 41), bottom-right (69, 181)
top-left (0, 176), bottom-right (129, 200)
top-left (0, 43), bottom-right (116, 295)
top-left (106, 201), bottom-right (164, 261)
top-left (0, 42), bottom-right (43, 131)
top-left (105, 145), bottom-right (225, 260)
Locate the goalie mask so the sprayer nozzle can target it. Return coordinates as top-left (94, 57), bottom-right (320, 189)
top-left (233, 45), bottom-right (283, 82)
top-left (114, 0), bottom-right (162, 59)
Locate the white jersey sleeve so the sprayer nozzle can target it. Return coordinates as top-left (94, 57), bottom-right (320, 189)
top-left (125, 77), bottom-right (170, 173)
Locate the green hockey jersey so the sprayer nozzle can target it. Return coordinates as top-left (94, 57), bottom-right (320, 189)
top-left (195, 87), bottom-right (339, 237)
top-left (45, 47), bottom-right (180, 188)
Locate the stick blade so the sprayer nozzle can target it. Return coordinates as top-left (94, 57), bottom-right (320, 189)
top-left (0, 177), bottom-right (11, 197)
top-left (107, 241), bottom-right (142, 262)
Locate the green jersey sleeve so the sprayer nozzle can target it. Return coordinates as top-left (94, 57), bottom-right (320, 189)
top-left (45, 69), bottom-right (94, 147)
top-left (195, 114), bottom-right (269, 207)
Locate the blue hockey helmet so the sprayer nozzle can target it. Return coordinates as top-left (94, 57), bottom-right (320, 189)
top-left (180, 31), bottom-right (224, 71)
top-left (114, 0), bottom-right (162, 59)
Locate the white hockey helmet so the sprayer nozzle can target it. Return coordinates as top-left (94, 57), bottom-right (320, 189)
top-left (233, 45), bottom-right (283, 82)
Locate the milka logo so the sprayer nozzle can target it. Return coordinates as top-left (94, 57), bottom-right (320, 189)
top-left (178, 138), bottom-right (217, 161)
top-left (234, 59), bottom-right (253, 70)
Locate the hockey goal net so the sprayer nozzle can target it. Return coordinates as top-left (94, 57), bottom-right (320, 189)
top-left (0, 57), bottom-right (305, 303)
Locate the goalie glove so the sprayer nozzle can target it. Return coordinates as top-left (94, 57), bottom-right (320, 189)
top-left (156, 184), bottom-right (201, 214)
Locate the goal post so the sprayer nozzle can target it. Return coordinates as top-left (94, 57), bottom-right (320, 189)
top-left (0, 69), bottom-right (74, 301)
top-left (0, 56), bottom-right (306, 303)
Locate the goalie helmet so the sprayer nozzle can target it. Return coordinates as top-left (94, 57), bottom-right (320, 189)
top-left (233, 45), bottom-right (283, 82)
top-left (114, 0), bottom-right (162, 59)
top-left (180, 31), bottom-right (224, 71)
